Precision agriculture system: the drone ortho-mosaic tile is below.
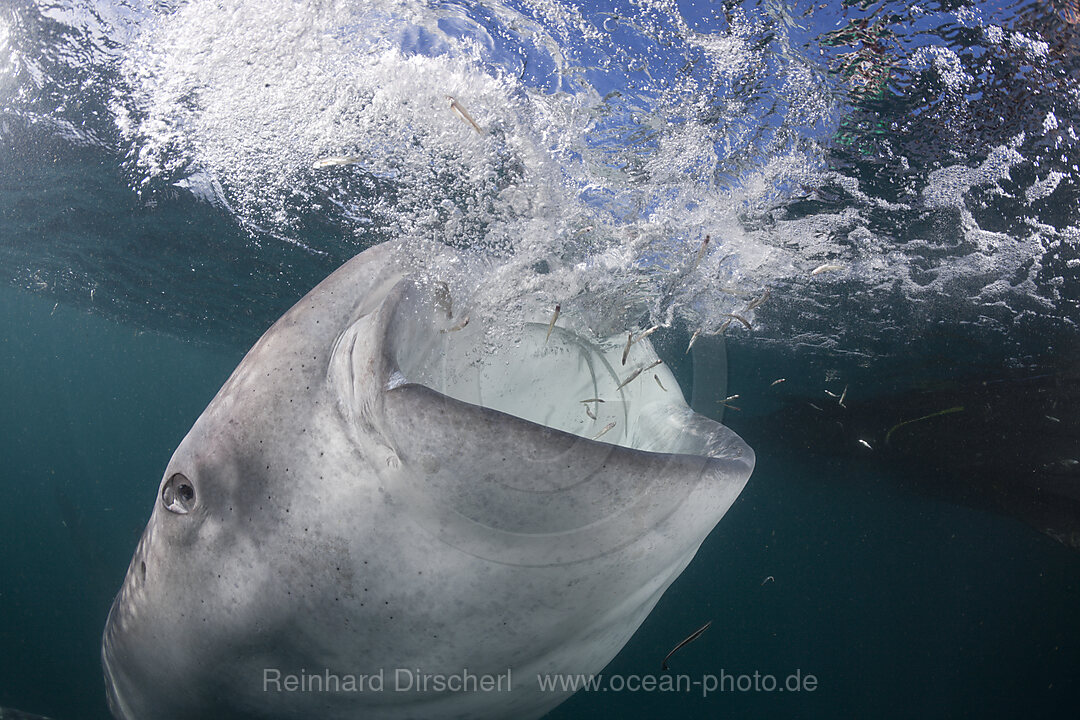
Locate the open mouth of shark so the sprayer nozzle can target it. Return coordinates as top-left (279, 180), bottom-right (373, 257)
top-left (315, 271), bottom-right (757, 569)
top-left (380, 278), bottom-right (742, 460)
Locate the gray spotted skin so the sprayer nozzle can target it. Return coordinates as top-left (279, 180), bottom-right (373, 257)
top-left (102, 241), bottom-right (754, 720)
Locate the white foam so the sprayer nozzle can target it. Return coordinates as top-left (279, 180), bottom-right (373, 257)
top-left (99, 0), bottom-right (1079, 351)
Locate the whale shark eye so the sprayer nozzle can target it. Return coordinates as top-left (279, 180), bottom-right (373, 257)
top-left (161, 473), bottom-right (197, 514)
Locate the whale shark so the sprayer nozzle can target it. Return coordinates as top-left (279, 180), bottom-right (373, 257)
top-left (101, 241), bottom-right (754, 719)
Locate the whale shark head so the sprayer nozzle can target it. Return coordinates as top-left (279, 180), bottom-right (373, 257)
top-left (102, 241), bottom-right (753, 720)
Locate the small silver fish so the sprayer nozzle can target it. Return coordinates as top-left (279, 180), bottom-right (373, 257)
top-left (617, 359), bottom-right (662, 390)
top-left (838, 384), bottom-right (848, 407)
top-left (545, 304), bottom-right (561, 343)
top-left (810, 263), bottom-right (844, 276)
top-left (689, 234), bottom-right (710, 272)
top-left (698, 234), bottom-right (711, 257)
top-left (592, 421), bottom-right (616, 440)
top-left (312, 155), bottom-right (362, 169)
top-left (770, 378), bottom-right (786, 386)
top-left (719, 393), bottom-right (741, 410)
top-left (745, 288), bottom-right (770, 311)
top-left (579, 398), bottom-right (606, 404)
top-left (584, 404), bottom-right (596, 420)
top-left (858, 439), bottom-right (873, 450)
top-left (654, 375), bottom-right (667, 392)
top-left (722, 313), bottom-right (751, 330)
top-left (686, 329), bottom-right (701, 354)
top-left (440, 315), bottom-right (469, 333)
top-left (661, 620), bottom-right (712, 672)
top-left (617, 368), bottom-right (643, 391)
top-left (621, 332), bottom-right (633, 366)
top-left (635, 325), bottom-right (661, 344)
top-left (447, 96), bottom-right (485, 134)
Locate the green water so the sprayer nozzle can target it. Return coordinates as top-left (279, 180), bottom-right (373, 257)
top-left (0, 285), bottom-right (239, 719)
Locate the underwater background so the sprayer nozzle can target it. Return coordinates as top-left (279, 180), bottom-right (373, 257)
top-left (2, 0), bottom-right (1080, 717)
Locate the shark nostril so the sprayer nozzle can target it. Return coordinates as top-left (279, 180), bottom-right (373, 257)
top-left (140, 561), bottom-right (146, 581)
